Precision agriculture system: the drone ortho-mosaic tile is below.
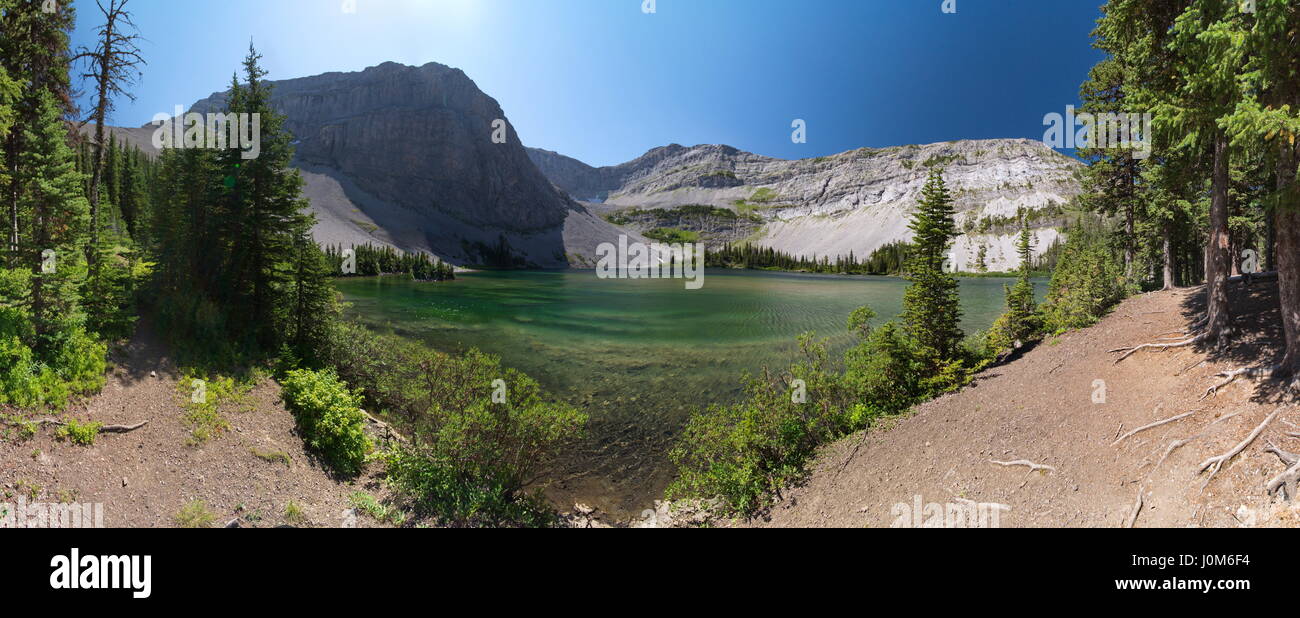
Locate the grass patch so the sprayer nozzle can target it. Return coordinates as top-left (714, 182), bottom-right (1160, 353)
top-left (174, 500), bottom-right (217, 528)
top-left (2, 414), bottom-right (38, 442)
top-left (54, 419), bottom-right (102, 446)
top-left (16, 478), bottom-right (41, 501)
top-left (349, 491), bottom-right (406, 526)
top-left (283, 500), bottom-right (308, 526)
top-left (178, 373), bottom-right (252, 446)
top-left (250, 447), bottom-right (292, 467)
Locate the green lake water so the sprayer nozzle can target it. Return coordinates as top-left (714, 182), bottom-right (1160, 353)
top-left (334, 269), bottom-right (1041, 517)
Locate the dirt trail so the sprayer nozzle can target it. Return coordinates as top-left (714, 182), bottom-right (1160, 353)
top-left (745, 284), bottom-right (1300, 528)
top-left (1, 320), bottom-right (389, 528)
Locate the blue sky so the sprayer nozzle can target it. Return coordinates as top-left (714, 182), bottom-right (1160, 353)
top-left (71, 0), bottom-right (1105, 167)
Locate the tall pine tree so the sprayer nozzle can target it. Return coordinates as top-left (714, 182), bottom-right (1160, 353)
top-left (902, 168), bottom-right (963, 368)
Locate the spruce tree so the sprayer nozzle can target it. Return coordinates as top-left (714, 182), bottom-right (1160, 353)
top-left (995, 209), bottom-right (1041, 348)
top-left (20, 92), bottom-right (89, 354)
top-left (901, 168), bottom-right (963, 367)
top-left (1222, 0), bottom-right (1300, 385)
top-left (286, 222), bottom-right (336, 363)
top-left (217, 43), bottom-right (311, 351)
top-left (1, 0), bottom-right (77, 267)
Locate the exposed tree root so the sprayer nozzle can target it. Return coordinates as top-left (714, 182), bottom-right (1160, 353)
top-left (29, 418), bottom-right (150, 433)
top-left (1200, 365), bottom-right (1278, 400)
top-left (1109, 333), bottom-right (1206, 364)
top-left (1197, 410), bottom-right (1279, 488)
top-left (1264, 441), bottom-right (1299, 501)
top-left (1150, 411), bottom-right (1242, 472)
top-left (99, 421), bottom-right (150, 433)
top-left (1155, 434), bottom-right (1204, 472)
top-left (1125, 488), bottom-right (1144, 528)
top-left (1112, 409), bottom-right (1201, 446)
top-left (990, 459), bottom-right (1056, 474)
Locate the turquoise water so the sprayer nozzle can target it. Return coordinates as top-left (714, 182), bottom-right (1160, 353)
top-left (334, 269), bottom-right (1040, 516)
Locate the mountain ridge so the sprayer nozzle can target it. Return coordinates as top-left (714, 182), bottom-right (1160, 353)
top-left (175, 61), bottom-right (631, 267)
top-left (529, 138), bottom-right (1084, 271)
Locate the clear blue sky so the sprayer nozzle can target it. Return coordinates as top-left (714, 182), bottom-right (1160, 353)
top-left (71, 0), bottom-right (1105, 167)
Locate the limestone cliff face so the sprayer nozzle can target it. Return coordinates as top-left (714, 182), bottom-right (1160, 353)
top-left (529, 139), bottom-right (1083, 271)
top-left (190, 62), bottom-right (625, 267)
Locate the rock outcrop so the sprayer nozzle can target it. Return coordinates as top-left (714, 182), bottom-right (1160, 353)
top-left (187, 61), bottom-right (627, 267)
top-left (529, 139), bottom-right (1083, 271)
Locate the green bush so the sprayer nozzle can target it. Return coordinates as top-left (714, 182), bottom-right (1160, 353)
top-left (324, 321), bottom-right (586, 526)
top-left (668, 333), bottom-right (884, 516)
top-left (55, 419), bottom-right (102, 446)
top-left (379, 374), bottom-right (585, 527)
top-left (0, 268), bottom-right (106, 410)
top-left (668, 305), bottom-right (984, 517)
top-left (280, 368), bottom-right (372, 477)
top-left (1039, 225), bottom-right (1129, 334)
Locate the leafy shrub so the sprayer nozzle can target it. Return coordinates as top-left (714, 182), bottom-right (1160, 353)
top-left (324, 321), bottom-right (585, 526)
top-left (55, 419), bottom-right (102, 446)
top-left (668, 306), bottom-right (983, 517)
top-left (280, 368), bottom-right (372, 477)
top-left (1039, 225), bottom-right (1129, 334)
top-left (667, 334), bottom-right (877, 516)
top-left (380, 382), bottom-right (585, 527)
top-left (349, 491), bottom-right (406, 525)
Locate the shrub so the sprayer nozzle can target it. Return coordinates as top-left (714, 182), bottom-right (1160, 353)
top-left (324, 322), bottom-right (585, 526)
top-left (0, 266), bottom-right (106, 410)
top-left (1039, 225), bottom-right (1129, 334)
top-left (380, 384), bottom-right (585, 527)
top-left (349, 491), bottom-right (406, 525)
top-left (667, 334), bottom-right (871, 516)
top-left (55, 419), bottom-right (102, 446)
top-left (668, 306), bottom-right (981, 517)
top-left (280, 368), bottom-right (372, 477)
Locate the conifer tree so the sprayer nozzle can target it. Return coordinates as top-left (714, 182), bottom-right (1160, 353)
top-left (901, 168), bottom-right (963, 366)
top-left (1222, 0), bottom-right (1300, 385)
top-left (20, 92), bottom-right (89, 354)
top-left (1, 0), bottom-right (77, 266)
top-left (286, 224), bottom-right (336, 363)
top-left (1001, 210), bottom-right (1042, 346)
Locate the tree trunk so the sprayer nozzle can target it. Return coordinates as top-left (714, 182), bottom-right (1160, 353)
top-left (1267, 204), bottom-right (1276, 272)
top-left (1162, 220), bottom-right (1175, 290)
top-left (1277, 143), bottom-right (1299, 377)
top-left (1124, 202), bottom-right (1135, 279)
top-left (1205, 132), bottom-right (1232, 344)
top-left (85, 15), bottom-right (117, 274)
top-left (6, 134), bottom-right (17, 266)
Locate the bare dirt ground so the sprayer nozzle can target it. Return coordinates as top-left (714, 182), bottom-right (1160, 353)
top-left (744, 281), bottom-right (1300, 528)
top-left (1, 321), bottom-right (392, 528)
